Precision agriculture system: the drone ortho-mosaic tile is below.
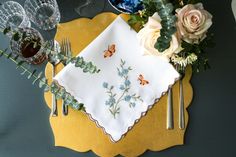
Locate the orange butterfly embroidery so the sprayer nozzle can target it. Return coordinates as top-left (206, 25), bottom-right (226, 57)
top-left (138, 74), bottom-right (149, 86)
top-left (104, 44), bottom-right (116, 58)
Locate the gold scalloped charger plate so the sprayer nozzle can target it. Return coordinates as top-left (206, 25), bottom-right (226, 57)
top-left (44, 12), bottom-right (193, 157)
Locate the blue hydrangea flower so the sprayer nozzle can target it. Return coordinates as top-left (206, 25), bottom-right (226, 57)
top-left (111, 0), bottom-right (143, 13)
top-left (103, 82), bottom-right (108, 88)
top-left (124, 95), bottom-right (131, 102)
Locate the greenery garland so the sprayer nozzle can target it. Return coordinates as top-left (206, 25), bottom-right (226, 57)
top-left (0, 27), bottom-right (101, 111)
top-left (0, 49), bottom-right (98, 111)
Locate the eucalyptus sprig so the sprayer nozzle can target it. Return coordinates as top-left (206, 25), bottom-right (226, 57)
top-left (48, 52), bottom-right (100, 74)
top-left (128, 0), bottom-right (177, 52)
top-left (154, 0), bottom-right (177, 52)
top-left (0, 26), bottom-right (102, 112)
top-left (0, 49), bottom-right (85, 111)
top-left (3, 26), bottom-right (100, 74)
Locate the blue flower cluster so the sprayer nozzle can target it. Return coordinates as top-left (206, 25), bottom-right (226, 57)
top-left (105, 97), bottom-right (116, 107)
top-left (102, 59), bottom-right (143, 118)
top-left (118, 68), bottom-right (129, 77)
top-left (103, 82), bottom-right (108, 88)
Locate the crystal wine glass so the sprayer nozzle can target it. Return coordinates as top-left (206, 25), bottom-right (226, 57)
top-left (10, 27), bottom-right (47, 65)
top-left (0, 1), bottom-right (31, 31)
top-left (24, 0), bottom-right (61, 30)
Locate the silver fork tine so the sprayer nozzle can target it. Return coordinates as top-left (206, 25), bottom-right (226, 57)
top-left (68, 38), bottom-right (72, 57)
top-left (65, 38), bottom-right (68, 56)
top-left (62, 38), bottom-right (69, 116)
top-left (66, 38), bottom-right (71, 57)
top-left (63, 39), bottom-right (66, 54)
top-left (64, 38), bottom-right (70, 57)
top-left (61, 39), bottom-right (64, 55)
top-left (61, 39), bottom-right (67, 65)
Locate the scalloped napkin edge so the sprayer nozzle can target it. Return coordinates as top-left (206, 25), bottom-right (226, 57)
top-left (54, 16), bottom-right (180, 142)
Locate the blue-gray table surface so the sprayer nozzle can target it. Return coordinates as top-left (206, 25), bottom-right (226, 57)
top-left (0, 0), bottom-right (236, 157)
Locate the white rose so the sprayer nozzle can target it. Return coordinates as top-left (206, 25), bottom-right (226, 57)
top-left (137, 13), bottom-right (182, 62)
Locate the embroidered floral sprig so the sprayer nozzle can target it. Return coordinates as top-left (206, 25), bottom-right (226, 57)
top-left (103, 59), bottom-right (143, 118)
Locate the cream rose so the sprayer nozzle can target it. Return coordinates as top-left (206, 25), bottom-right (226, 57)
top-left (176, 3), bottom-right (212, 44)
top-left (137, 13), bottom-right (182, 62)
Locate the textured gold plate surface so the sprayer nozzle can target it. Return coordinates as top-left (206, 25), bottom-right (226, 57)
top-left (44, 12), bottom-right (193, 157)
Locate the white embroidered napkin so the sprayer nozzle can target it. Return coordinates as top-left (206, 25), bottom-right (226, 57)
top-left (54, 16), bottom-right (180, 142)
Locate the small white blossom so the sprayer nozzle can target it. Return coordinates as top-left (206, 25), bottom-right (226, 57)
top-left (171, 53), bottom-right (198, 68)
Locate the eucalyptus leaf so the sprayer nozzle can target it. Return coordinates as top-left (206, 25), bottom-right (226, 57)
top-left (28, 69), bottom-right (37, 79)
top-left (55, 92), bottom-right (62, 100)
top-left (32, 72), bottom-right (43, 85)
top-left (39, 77), bottom-right (47, 88)
top-left (7, 53), bottom-right (12, 59)
top-left (0, 31), bottom-right (99, 113)
top-left (3, 27), bottom-right (11, 35)
top-left (44, 85), bottom-right (50, 92)
top-left (13, 55), bottom-right (19, 60)
top-left (13, 32), bottom-right (21, 41)
top-left (65, 95), bottom-right (74, 105)
top-left (16, 61), bottom-right (25, 69)
top-left (0, 51), bottom-right (3, 57)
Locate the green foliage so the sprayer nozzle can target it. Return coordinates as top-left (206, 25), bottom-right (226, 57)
top-left (128, 0), bottom-right (177, 52)
top-left (177, 33), bottom-right (214, 73)
top-left (32, 72), bottom-right (43, 85)
top-left (12, 32), bottom-right (20, 41)
top-left (128, 0), bottom-right (159, 28)
top-left (183, 0), bottom-right (202, 5)
top-left (49, 52), bottom-right (100, 74)
top-left (169, 0), bottom-right (183, 8)
top-left (3, 27), bottom-right (11, 35)
top-left (153, 0), bottom-right (177, 52)
top-left (1, 26), bottom-right (100, 112)
top-left (4, 27), bottom-right (100, 75)
top-left (3, 27), bottom-right (21, 42)
top-left (128, 0), bottom-right (163, 28)
top-left (128, 14), bottom-right (146, 29)
top-left (0, 49), bottom-right (85, 111)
